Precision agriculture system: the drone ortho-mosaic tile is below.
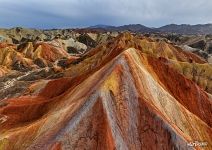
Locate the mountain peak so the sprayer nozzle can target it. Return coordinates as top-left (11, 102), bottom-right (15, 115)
top-left (0, 28), bottom-right (211, 149)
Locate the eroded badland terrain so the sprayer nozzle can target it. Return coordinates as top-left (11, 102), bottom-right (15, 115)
top-left (0, 27), bottom-right (211, 149)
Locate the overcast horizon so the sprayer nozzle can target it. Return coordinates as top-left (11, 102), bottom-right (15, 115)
top-left (0, 0), bottom-right (211, 29)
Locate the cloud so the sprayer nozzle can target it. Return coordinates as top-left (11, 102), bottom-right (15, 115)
top-left (0, 0), bottom-right (211, 28)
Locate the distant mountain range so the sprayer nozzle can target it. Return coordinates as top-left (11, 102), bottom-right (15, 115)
top-left (0, 23), bottom-right (212, 36)
top-left (88, 23), bottom-right (212, 34)
top-left (89, 24), bottom-right (156, 33)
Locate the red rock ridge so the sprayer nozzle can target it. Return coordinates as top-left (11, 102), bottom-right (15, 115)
top-left (0, 33), bottom-right (211, 150)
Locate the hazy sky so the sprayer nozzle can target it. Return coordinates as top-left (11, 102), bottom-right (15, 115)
top-left (0, 0), bottom-right (211, 28)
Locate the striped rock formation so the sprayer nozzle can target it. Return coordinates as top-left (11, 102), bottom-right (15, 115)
top-left (0, 33), bottom-right (211, 150)
top-left (0, 40), bottom-right (77, 74)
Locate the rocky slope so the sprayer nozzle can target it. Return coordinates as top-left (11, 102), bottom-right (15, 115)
top-left (146, 33), bottom-right (212, 63)
top-left (0, 27), bottom-right (117, 44)
top-left (0, 32), bottom-right (211, 150)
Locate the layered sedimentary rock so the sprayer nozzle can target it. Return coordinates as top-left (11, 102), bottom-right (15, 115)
top-left (0, 39), bottom-right (78, 72)
top-left (59, 38), bottom-right (87, 55)
top-left (163, 34), bottom-right (212, 63)
top-left (0, 32), bottom-right (211, 150)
